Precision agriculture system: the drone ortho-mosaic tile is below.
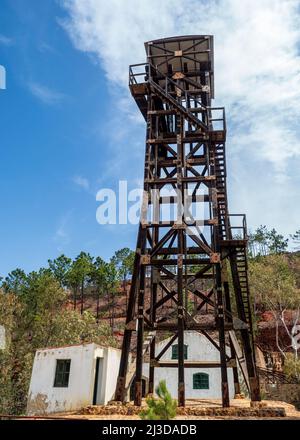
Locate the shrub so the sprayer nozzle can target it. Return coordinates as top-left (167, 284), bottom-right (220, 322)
top-left (283, 354), bottom-right (300, 381)
top-left (139, 380), bottom-right (177, 420)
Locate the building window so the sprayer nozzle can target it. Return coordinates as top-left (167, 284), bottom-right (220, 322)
top-left (54, 359), bottom-right (71, 387)
top-left (171, 344), bottom-right (188, 360)
top-left (193, 372), bottom-right (209, 390)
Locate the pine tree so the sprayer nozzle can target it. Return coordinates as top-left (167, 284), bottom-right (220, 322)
top-left (139, 380), bottom-right (177, 420)
top-left (290, 230), bottom-right (300, 250)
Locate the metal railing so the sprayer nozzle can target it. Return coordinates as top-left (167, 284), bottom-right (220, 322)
top-left (225, 213), bottom-right (248, 241)
top-left (129, 63), bottom-right (149, 85)
top-left (128, 63), bottom-right (226, 136)
top-left (207, 106), bottom-right (226, 133)
top-left (129, 62), bottom-right (206, 110)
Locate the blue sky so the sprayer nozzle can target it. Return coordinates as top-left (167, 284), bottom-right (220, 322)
top-left (0, 0), bottom-right (300, 276)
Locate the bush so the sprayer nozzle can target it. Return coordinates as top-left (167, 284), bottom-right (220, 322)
top-left (139, 380), bottom-right (177, 420)
top-left (283, 354), bottom-right (300, 381)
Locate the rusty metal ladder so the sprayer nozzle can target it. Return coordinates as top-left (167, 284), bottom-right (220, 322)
top-left (214, 142), bottom-right (227, 241)
top-left (234, 246), bottom-right (253, 334)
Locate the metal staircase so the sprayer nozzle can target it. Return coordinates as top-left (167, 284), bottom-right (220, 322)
top-left (130, 63), bottom-right (208, 132)
top-left (148, 77), bottom-right (208, 132)
top-left (124, 331), bottom-right (156, 397)
top-left (235, 247), bottom-right (253, 331)
top-left (213, 142), bottom-right (227, 241)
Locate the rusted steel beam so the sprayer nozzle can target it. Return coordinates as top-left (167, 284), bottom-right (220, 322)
top-left (143, 220), bottom-right (217, 227)
top-left (152, 361), bottom-right (235, 368)
top-left (155, 333), bottom-right (178, 362)
top-left (215, 262), bottom-right (230, 407)
top-left (115, 226), bottom-right (143, 402)
top-left (177, 115), bottom-right (185, 407)
top-left (142, 322), bottom-right (234, 331)
top-left (193, 288), bottom-right (214, 313)
top-left (149, 246), bottom-right (211, 255)
top-left (150, 258), bottom-right (212, 266)
top-left (150, 227), bottom-right (176, 257)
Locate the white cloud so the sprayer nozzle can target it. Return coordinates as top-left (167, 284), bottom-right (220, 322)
top-left (72, 175), bottom-right (90, 190)
top-left (60, 0), bottom-right (300, 236)
top-left (0, 34), bottom-right (13, 46)
top-left (60, 0), bottom-right (300, 172)
top-left (53, 213), bottom-right (71, 246)
top-left (55, 222), bottom-right (68, 240)
top-left (28, 81), bottom-right (65, 105)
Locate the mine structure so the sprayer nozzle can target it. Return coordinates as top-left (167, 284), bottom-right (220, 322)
top-left (115, 35), bottom-right (260, 407)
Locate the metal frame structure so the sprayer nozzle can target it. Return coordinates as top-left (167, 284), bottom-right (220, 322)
top-left (115, 35), bottom-right (260, 407)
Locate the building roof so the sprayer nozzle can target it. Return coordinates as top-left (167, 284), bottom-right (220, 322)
top-left (35, 342), bottom-right (121, 353)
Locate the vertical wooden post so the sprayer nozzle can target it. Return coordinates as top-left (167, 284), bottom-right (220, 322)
top-left (134, 264), bottom-right (145, 406)
top-left (115, 227), bottom-right (142, 402)
top-left (223, 267), bottom-right (241, 396)
top-left (148, 281), bottom-right (157, 395)
top-left (215, 262), bottom-right (230, 407)
top-left (177, 113), bottom-right (185, 407)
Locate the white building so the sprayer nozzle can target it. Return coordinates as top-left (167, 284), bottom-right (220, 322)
top-left (27, 332), bottom-right (235, 414)
top-left (141, 331), bottom-right (235, 400)
top-left (27, 343), bottom-right (121, 415)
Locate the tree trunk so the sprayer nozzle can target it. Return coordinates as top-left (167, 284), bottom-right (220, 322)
top-left (123, 275), bottom-right (127, 312)
top-left (111, 289), bottom-right (115, 332)
top-left (96, 287), bottom-right (100, 322)
top-left (80, 279), bottom-right (84, 315)
top-left (106, 289), bottom-right (111, 327)
top-left (73, 286), bottom-right (77, 310)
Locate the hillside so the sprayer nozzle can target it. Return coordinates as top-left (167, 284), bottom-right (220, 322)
top-left (69, 252), bottom-right (300, 352)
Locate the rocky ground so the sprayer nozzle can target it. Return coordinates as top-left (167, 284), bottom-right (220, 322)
top-left (55, 398), bottom-right (300, 420)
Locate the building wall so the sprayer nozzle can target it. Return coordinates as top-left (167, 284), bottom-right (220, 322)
top-left (27, 343), bottom-right (121, 414)
top-left (143, 331), bottom-right (235, 400)
top-left (103, 347), bottom-right (122, 403)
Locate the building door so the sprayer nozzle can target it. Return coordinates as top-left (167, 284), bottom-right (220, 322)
top-left (93, 357), bottom-right (103, 405)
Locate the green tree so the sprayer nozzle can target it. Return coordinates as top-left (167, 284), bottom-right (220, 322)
top-left (90, 257), bottom-right (106, 320)
top-left (140, 380), bottom-right (177, 420)
top-left (1, 268), bottom-right (27, 294)
top-left (68, 252), bottom-right (94, 314)
top-left (290, 230), bottom-right (300, 250)
top-left (104, 260), bottom-right (119, 331)
top-left (0, 268), bottom-right (117, 415)
top-left (248, 226), bottom-right (288, 258)
top-left (22, 271), bottom-right (67, 347)
top-left (267, 228), bottom-right (288, 254)
top-left (111, 248), bottom-right (134, 309)
top-left (48, 254), bottom-right (72, 287)
top-left (283, 353), bottom-right (300, 381)
top-left (41, 310), bottom-right (117, 348)
top-left (249, 254), bottom-right (300, 358)
top-left (66, 263), bottom-right (81, 310)
top-left (249, 254), bottom-right (299, 310)
top-left (253, 225), bottom-right (269, 256)
top-left (0, 271), bottom-right (66, 414)
top-left (0, 290), bottom-right (30, 414)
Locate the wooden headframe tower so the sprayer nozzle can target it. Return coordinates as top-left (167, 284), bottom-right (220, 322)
top-left (115, 35), bottom-right (260, 407)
